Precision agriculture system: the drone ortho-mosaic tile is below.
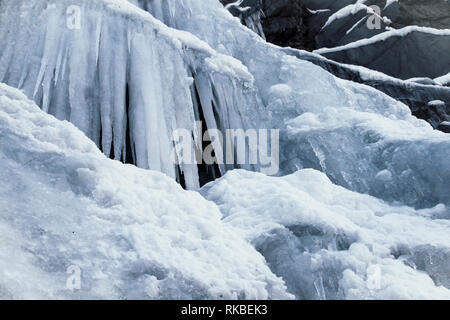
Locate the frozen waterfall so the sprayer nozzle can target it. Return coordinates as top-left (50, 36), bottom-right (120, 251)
top-left (131, 0), bottom-right (450, 209)
top-left (0, 0), bottom-right (264, 189)
top-left (0, 0), bottom-right (450, 300)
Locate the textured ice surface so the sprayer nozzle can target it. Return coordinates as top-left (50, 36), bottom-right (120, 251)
top-left (1, 0), bottom-right (449, 207)
top-left (202, 169), bottom-right (450, 299)
top-left (0, 0), bottom-right (264, 189)
top-left (0, 83), bottom-right (290, 299)
top-left (0, 0), bottom-right (450, 300)
top-left (2, 81), bottom-right (448, 300)
top-left (132, 0), bottom-right (450, 208)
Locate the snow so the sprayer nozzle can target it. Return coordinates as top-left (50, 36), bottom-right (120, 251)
top-left (315, 26), bottom-right (450, 54)
top-left (2, 80), bottom-right (449, 299)
top-left (435, 72), bottom-right (450, 86)
top-left (202, 169), bottom-right (450, 299)
top-left (428, 100), bottom-right (446, 107)
top-left (0, 83), bottom-right (291, 299)
top-left (307, 8), bottom-right (331, 15)
top-left (407, 77), bottom-right (441, 86)
top-left (384, 0), bottom-right (399, 10)
top-left (321, 4), bottom-right (370, 31)
top-left (1, 0), bottom-right (450, 300)
top-left (123, 0), bottom-right (450, 208)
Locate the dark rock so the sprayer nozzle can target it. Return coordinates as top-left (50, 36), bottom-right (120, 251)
top-left (220, 0), bottom-right (450, 132)
top-left (221, 0), bottom-right (310, 49)
top-left (319, 29), bottom-right (450, 80)
top-left (385, 0), bottom-right (450, 29)
top-left (260, 0), bottom-right (309, 49)
top-left (437, 122), bottom-right (450, 133)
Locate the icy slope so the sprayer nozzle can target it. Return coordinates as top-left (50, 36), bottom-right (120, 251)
top-left (0, 83), bottom-right (290, 299)
top-left (286, 48), bottom-right (450, 130)
top-left (0, 0), bottom-right (264, 189)
top-left (133, 0), bottom-right (450, 208)
top-left (202, 169), bottom-right (450, 299)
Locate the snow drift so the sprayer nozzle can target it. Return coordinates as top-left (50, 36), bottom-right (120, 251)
top-left (2, 81), bottom-right (449, 299)
top-left (202, 169), bottom-right (450, 299)
top-left (0, 83), bottom-right (290, 299)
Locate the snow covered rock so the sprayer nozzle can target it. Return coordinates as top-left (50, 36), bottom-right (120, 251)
top-left (302, 0), bottom-right (450, 80)
top-left (0, 83), bottom-right (290, 299)
top-left (315, 26), bottom-right (450, 80)
top-left (202, 169), bottom-right (450, 299)
top-left (438, 121), bottom-right (450, 133)
top-left (218, 0), bottom-right (450, 129)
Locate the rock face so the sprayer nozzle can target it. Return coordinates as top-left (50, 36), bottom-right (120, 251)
top-left (221, 0), bottom-right (310, 49)
top-left (260, 0), bottom-right (309, 49)
top-left (304, 0), bottom-right (450, 81)
top-left (221, 0), bottom-right (450, 131)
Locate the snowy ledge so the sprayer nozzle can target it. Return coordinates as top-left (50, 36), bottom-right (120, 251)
top-left (314, 26), bottom-right (450, 54)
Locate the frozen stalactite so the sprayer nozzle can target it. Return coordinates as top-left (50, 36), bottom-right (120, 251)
top-left (132, 0), bottom-right (450, 209)
top-left (224, 0), bottom-right (266, 40)
top-left (0, 0), bottom-right (262, 189)
top-left (243, 10), bottom-right (266, 40)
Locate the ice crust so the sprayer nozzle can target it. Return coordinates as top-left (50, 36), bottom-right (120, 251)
top-left (202, 169), bottom-right (450, 299)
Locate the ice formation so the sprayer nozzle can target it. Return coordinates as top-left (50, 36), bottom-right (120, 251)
top-left (221, 0), bottom-right (266, 39)
top-left (0, 83), bottom-right (290, 299)
top-left (129, 0), bottom-right (450, 208)
top-left (0, 0), bottom-right (449, 300)
top-left (0, 0), bottom-right (263, 189)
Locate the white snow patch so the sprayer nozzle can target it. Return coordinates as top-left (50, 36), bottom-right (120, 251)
top-left (0, 83), bottom-right (291, 300)
top-left (202, 169), bottom-right (450, 300)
